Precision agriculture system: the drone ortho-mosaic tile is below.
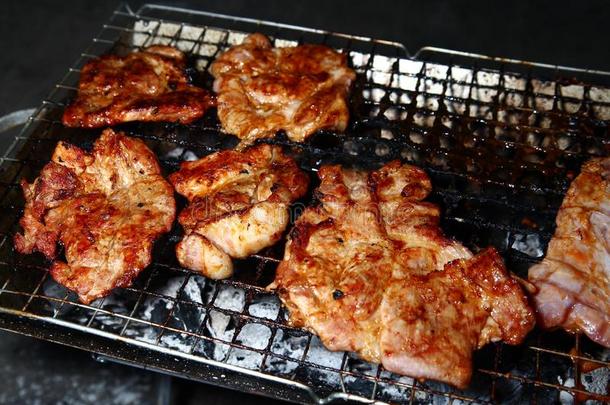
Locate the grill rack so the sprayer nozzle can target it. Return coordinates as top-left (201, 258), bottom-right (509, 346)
top-left (0, 3), bottom-right (609, 404)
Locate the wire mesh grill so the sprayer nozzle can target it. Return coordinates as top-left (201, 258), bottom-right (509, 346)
top-left (0, 3), bottom-right (609, 404)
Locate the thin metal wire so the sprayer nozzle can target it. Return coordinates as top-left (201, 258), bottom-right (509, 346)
top-left (118, 266), bottom-right (159, 336)
top-left (0, 3), bottom-right (608, 405)
top-left (152, 273), bottom-right (193, 344)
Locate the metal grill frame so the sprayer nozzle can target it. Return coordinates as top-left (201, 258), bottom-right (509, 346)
top-left (0, 3), bottom-right (609, 404)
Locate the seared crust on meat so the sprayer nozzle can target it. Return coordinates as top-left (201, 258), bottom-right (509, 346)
top-left (529, 156), bottom-right (610, 348)
top-left (210, 33), bottom-right (356, 147)
top-left (14, 129), bottom-right (176, 303)
top-left (169, 144), bottom-right (309, 278)
top-left (62, 45), bottom-right (215, 128)
top-left (269, 161), bottom-right (535, 388)
top-left (380, 248), bottom-right (534, 388)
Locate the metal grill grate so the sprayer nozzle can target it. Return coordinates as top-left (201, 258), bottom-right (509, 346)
top-left (0, 3), bottom-right (609, 404)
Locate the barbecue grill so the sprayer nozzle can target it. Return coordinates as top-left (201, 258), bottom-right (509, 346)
top-left (0, 3), bottom-right (608, 404)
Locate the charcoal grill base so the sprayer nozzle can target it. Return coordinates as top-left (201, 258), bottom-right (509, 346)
top-left (0, 312), bottom-right (319, 404)
top-left (0, 3), bottom-right (608, 404)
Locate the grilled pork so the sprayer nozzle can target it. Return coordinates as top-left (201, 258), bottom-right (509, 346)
top-left (14, 129), bottom-right (175, 303)
top-left (209, 33), bottom-right (356, 147)
top-left (529, 157), bottom-right (610, 348)
top-left (62, 45), bottom-right (214, 128)
top-left (269, 162), bottom-right (535, 388)
top-left (169, 144), bottom-right (309, 279)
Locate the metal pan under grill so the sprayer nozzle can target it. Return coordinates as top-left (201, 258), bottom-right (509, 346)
top-left (0, 3), bottom-right (608, 404)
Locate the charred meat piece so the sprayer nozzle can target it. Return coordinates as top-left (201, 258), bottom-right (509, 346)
top-left (210, 33), bottom-right (356, 147)
top-left (529, 157), bottom-right (610, 348)
top-left (14, 129), bottom-right (175, 303)
top-left (380, 249), bottom-right (536, 387)
top-left (62, 45), bottom-right (214, 128)
top-left (169, 144), bottom-right (309, 279)
top-left (269, 162), bottom-right (535, 388)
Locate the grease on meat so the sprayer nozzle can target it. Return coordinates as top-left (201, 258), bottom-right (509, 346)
top-left (269, 162), bottom-right (535, 388)
top-left (169, 144), bottom-right (309, 279)
top-left (14, 129), bottom-right (176, 303)
top-left (62, 45), bottom-right (214, 128)
top-left (529, 157), bottom-right (610, 348)
top-left (210, 33), bottom-right (356, 146)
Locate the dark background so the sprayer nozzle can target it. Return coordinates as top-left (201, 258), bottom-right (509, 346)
top-left (0, 1), bottom-right (608, 404)
top-left (2, 0), bottom-right (609, 117)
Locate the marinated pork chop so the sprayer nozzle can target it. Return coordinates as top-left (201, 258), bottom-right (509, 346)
top-left (62, 45), bottom-right (214, 128)
top-left (14, 129), bottom-right (175, 303)
top-left (169, 144), bottom-right (308, 279)
top-left (529, 157), bottom-right (610, 348)
top-left (210, 33), bottom-right (356, 147)
top-left (269, 162), bottom-right (535, 388)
